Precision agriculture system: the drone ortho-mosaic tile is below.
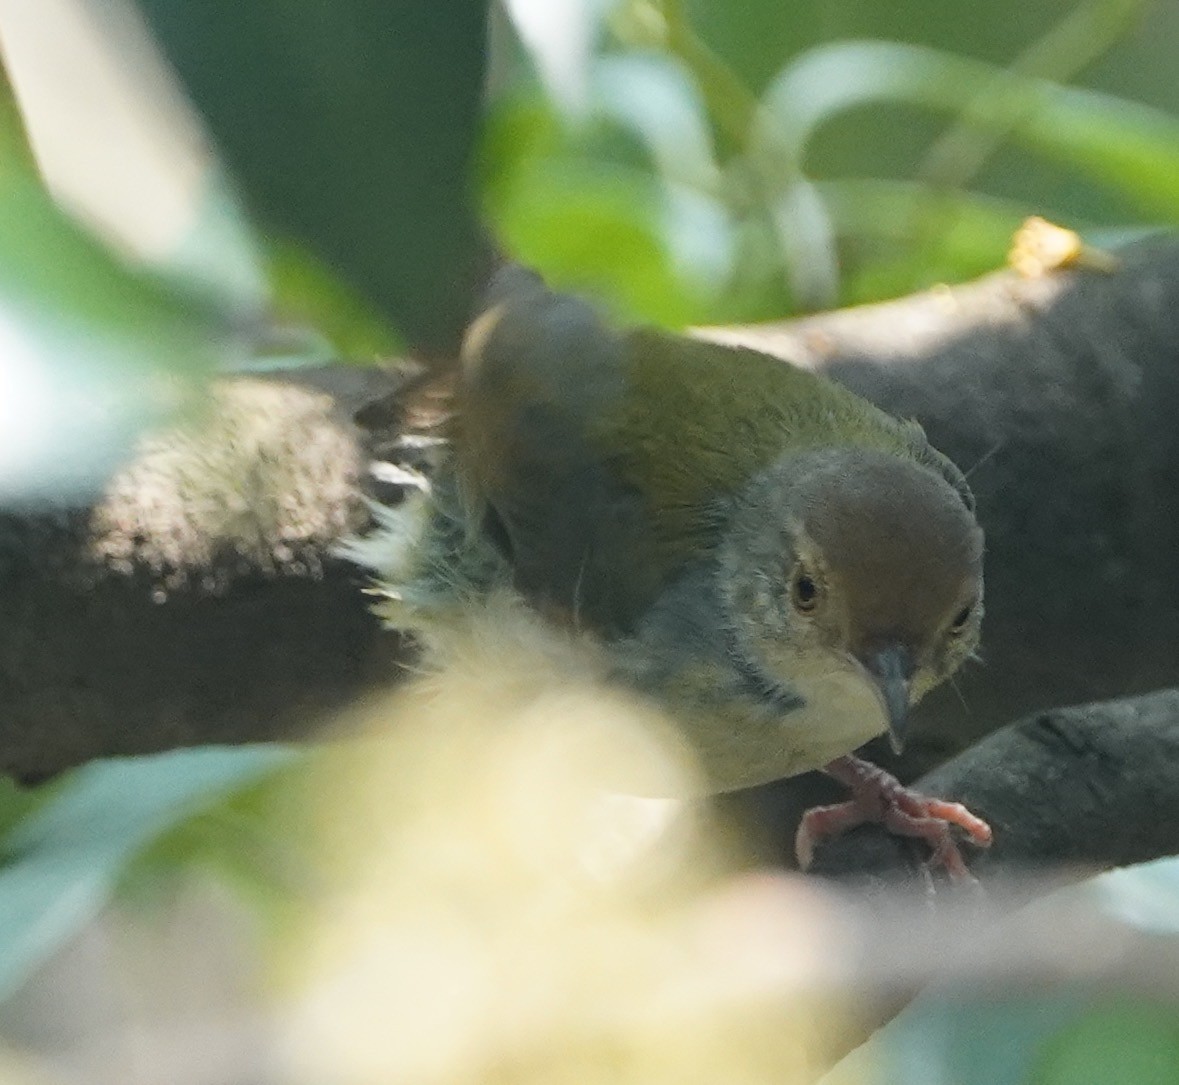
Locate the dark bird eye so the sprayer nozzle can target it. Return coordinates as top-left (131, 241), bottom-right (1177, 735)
top-left (791, 571), bottom-right (820, 613)
top-left (950, 603), bottom-right (975, 633)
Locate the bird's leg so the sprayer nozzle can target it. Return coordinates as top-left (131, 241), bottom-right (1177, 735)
top-left (795, 754), bottom-right (992, 880)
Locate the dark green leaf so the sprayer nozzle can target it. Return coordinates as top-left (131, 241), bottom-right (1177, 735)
top-left (134, 0), bottom-right (493, 358)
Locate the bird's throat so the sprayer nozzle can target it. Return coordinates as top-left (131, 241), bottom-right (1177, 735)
top-left (722, 625), bottom-right (804, 717)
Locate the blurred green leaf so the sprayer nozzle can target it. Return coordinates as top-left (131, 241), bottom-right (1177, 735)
top-left (490, 160), bottom-right (702, 325)
top-left (502, 0), bottom-right (613, 115)
top-left (482, 86), bottom-right (739, 323)
top-left (134, 0), bottom-right (492, 358)
top-left (0, 161), bottom-right (228, 502)
top-left (0, 5), bottom-right (269, 315)
top-left (688, 0), bottom-right (1149, 98)
top-left (1031, 1001), bottom-right (1179, 1085)
top-left (1082, 856), bottom-right (1179, 936)
top-left (0, 46), bottom-right (234, 502)
top-left (479, 96), bottom-right (568, 206)
top-left (119, 767), bottom-right (312, 936)
top-left (265, 240), bottom-right (403, 363)
top-left (0, 745), bottom-right (296, 1002)
top-left (816, 178), bottom-right (1029, 298)
top-left (152, 170), bottom-right (271, 316)
top-left (611, 0), bottom-right (760, 161)
top-left (0, 781), bottom-right (45, 846)
top-left (866, 992), bottom-right (1088, 1085)
top-left (592, 53), bottom-right (720, 194)
top-left (757, 40), bottom-right (1179, 219)
top-left (914, 0), bottom-right (1148, 197)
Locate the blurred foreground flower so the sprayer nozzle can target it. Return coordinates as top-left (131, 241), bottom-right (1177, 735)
top-left (278, 621), bottom-right (858, 1085)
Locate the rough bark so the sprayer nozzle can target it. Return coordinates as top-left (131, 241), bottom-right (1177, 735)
top-left (0, 367), bottom-right (407, 781)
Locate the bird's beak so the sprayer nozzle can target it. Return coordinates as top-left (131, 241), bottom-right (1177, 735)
top-left (859, 646), bottom-right (914, 755)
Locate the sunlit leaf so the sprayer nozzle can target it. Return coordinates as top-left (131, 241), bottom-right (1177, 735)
top-left (503, 0), bottom-right (615, 115)
top-left (0, 0), bottom-right (268, 312)
top-left (489, 161), bottom-right (702, 325)
top-left (0, 168), bottom-right (227, 502)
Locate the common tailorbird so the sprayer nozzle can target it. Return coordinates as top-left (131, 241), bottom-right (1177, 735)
top-left (355, 266), bottom-right (992, 877)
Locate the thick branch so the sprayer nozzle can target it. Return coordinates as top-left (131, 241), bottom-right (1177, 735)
top-left (0, 367), bottom-right (407, 781)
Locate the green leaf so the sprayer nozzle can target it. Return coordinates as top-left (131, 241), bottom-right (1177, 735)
top-left (264, 240), bottom-right (404, 363)
top-left (1084, 855), bottom-right (1179, 936)
top-left (0, 745), bottom-right (296, 1001)
top-left (490, 160), bottom-right (702, 326)
top-left (756, 40), bottom-right (1179, 219)
top-left (0, 47), bottom-right (232, 500)
top-left (502, 0), bottom-right (613, 115)
top-left (591, 53), bottom-right (721, 194)
top-left (859, 992), bottom-right (1087, 1085)
top-left (134, 0), bottom-right (492, 357)
top-left (0, 167), bottom-right (228, 502)
top-left (150, 171), bottom-right (271, 315)
top-left (120, 768), bottom-right (313, 929)
top-left (814, 178), bottom-right (1030, 301)
top-left (1031, 1001), bottom-right (1179, 1085)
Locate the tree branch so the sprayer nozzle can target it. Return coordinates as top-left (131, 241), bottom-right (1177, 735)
top-left (0, 367), bottom-right (407, 781)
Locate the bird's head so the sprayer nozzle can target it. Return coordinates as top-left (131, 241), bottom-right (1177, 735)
top-left (717, 447), bottom-right (984, 753)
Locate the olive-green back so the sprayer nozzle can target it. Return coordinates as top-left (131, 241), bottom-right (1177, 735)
top-left (598, 328), bottom-right (932, 566)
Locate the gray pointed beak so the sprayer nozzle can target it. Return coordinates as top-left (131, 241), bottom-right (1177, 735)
top-left (859, 646), bottom-right (914, 755)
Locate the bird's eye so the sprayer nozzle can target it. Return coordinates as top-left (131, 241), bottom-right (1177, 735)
top-left (949, 603), bottom-right (975, 633)
top-left (791, 570), bottom-right (820, 614)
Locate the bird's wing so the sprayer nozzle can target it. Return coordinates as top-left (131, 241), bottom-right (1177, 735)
top-left (452, 269), bottom-right (666, 633)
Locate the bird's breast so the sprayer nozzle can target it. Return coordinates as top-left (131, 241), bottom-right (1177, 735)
top-left (667, 660), bottom-right (891, 793)
top-left (778, 667), bottom-right (889, 773)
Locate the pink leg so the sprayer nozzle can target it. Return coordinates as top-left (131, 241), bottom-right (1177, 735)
top-left (795, 754), bottom-right (992, 880)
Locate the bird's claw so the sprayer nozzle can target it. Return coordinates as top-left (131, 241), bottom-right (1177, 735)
top-left (795, 755), bottom-right (992, 883)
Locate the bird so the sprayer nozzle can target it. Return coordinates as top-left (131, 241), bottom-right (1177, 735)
top-left (356, 265), bottom-right (992, 878)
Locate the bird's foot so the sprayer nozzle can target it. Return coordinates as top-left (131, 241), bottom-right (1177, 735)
top-left (795, 754), bottom-right (992, 881)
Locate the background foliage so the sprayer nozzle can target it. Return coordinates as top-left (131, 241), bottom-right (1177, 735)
top-left (485, 0), bottom-right (1178, 322)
